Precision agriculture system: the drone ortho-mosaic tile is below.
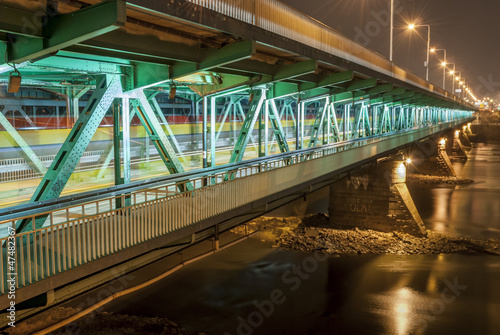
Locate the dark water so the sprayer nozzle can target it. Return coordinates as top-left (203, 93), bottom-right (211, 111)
top-left (104, 142), bottom-right (500, 335)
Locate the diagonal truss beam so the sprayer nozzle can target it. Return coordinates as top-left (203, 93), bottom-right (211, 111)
top-left (229, 90), bottom-right (265, 163)
top-left (17, 75), bottom-right (122, 233)
top-left (268, 100), bottom-right (290, 153)
top-left (132, 91), bottom-right (193, 191)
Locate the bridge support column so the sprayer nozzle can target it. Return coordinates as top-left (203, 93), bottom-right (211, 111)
top-left (329, 159), bottom-right (426, 236)
top-left (409, 138), bottom-right (457, 177)
top-left (451, 130), bottom-right (468, 159)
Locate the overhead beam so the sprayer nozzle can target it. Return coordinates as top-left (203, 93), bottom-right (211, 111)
top-left (171, 40), bottom-right (256, 79)
top-left (4, 0), bottom-right (127, 65)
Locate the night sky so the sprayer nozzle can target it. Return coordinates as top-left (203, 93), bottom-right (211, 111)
top-left (280, 0), bottom-right (500, 102)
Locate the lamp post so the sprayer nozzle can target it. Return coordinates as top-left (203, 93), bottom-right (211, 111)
top-left (408, 24), bottom-right (431, 81)
top-left (431, 48), bottom-right (447, 89)
top-left (448, 63), bottom-right (456, 94)
top-left (390, 0), bottom-right (394, 62)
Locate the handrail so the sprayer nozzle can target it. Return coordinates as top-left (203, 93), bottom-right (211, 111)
top-left (0, 117), bottom-right (474, 223)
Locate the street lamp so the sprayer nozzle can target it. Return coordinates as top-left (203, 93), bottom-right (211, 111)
top-left (408, 24), bottom-right (431, 81)
top-left (431, 48), bottom-right (447, 89)
top-left (390, 0), bottom-right (394, 62)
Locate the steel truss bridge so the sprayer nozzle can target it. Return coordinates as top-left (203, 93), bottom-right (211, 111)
top-left (0, 0), bottom-right (474, 308)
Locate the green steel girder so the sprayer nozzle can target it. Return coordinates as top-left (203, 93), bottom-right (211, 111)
top-left (131, 91), bottom-right (192, 191)
top-left (345, 78), bottom-right (378, 92)
top-left (3, 0), bottom-right (127, 65)
top-left (273, 60), bottom-right (318, 81)
top-left (268, 100), bottom-right (290, 153)
top-left (332, 91), bottom-right (354, 103)
top-left (383, 87), bottom-right (406, 98)
top-left (367, 83), bottom-right (394, 95)
top-left (308, 98), bottom-right (329, 148)
top-left (120, 40), bottom-right (256, 91)
top-left (255, 60), bottom-right (318, 87)
top-left (171, 40), bottom-right (256, 80)
top-left (229, 90), bottom-right (265, 163)
top-left (299, 71), bottom-right (354, 91)
top-left (266, 82), bottom-right (327, 100)
top-left (0, 110), bottom-right (47, 175)
top-left (78, 30), bottom-right (201, 64)
top-left (17, 74), bottom-right (122, 233)
top-left (266, 71), bottom-right (353, 100)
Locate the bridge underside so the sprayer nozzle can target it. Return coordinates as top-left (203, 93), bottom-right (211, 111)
top-left (0, 0), bottom-right (475, 312)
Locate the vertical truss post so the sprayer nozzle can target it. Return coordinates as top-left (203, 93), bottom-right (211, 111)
top-left (343, 104), bottom-right (350, 141)
top-left (0, 108), bottom-right (47, 175)
top-left (229, 90), bottom-right (265, 163)
top-left (268, 100), bottom-right (290, 153)
top-left (113, 99), bottom-right (131, 208)
top-left (17, 75), bottom-right (122, 233)
top-left (203, 96), bottom-right (208, 169)
top-left (295, 101), bottom-right (301, 150)
top-left (258, 101), bottom-right (263, 157)
top-left (372, 105), bottom-right (378, 135)
top-left (132, 91), bottom-right (192, 191)
top-left (210, 96), bottom-right (216, 167)
top-left (122, 98), bottom-right (131, 185)
top-left (300, 101), bottom-right (305, 149)
top-left (324, 104), bottom-right (330, 145)
top-left (264, 100), bottom-right (269, 156)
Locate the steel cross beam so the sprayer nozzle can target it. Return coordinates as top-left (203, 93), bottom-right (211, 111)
top-left (2, 0), bottom-right (127, 65)
top-left (0, 109), bottom-right (47, 175)
top-left (16, 75), bottom-right (122, 233)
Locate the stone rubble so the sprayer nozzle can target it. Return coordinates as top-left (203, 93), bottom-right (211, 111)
top-left (5, 307), bottom-right (202, 335)
top-left (232, 214), bottom-right (500, 256)
top-left (406, 174), bottom-right (474, 185)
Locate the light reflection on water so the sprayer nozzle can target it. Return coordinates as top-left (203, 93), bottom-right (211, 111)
top-left (103, 143), bottom-right (500, 335)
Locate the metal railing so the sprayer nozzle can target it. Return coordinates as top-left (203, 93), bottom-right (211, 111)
top-left (0, 117), bottom-right (474, 294)
top-left (0, 150), bottom-right (105, 183)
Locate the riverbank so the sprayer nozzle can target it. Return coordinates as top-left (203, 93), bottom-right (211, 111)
top-left (232, 215), bottom-right (500, 256)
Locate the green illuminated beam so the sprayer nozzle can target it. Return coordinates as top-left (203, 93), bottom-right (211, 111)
top-left (5, 0), bottom-right (126, 64)
top-left (345, 78), bottom-right (377, 92)
top-left (17, 75), bottom-right (122, 233)
top-left (266, 70), bottom-right (353, 100)
top-left (171, 40), bottom-right (256, 79)
top-left (132, 91), bottom-right (193, 191)
top-left (229, 90), bottom-right (265, 163)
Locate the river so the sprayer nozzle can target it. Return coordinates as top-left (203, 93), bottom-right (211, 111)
top-left (101, 141), bottom-right (500, 335)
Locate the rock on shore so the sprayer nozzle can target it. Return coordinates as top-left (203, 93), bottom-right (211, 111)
top-left (232, 215), bottom-right (500, 256)
top-left (406, 174), bottom-right (474, 185)
top-left (5, 307), bottom-right (202, 335)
